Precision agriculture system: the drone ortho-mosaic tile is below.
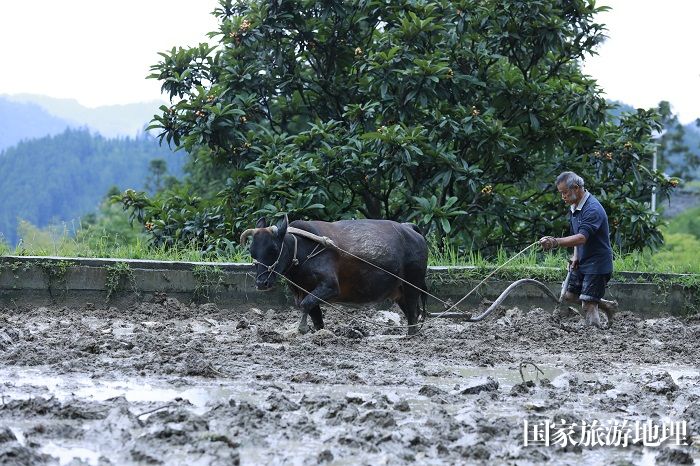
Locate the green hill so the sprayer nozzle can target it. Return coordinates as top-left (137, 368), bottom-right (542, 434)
top-left (0, 128), bottom-right (185, 246)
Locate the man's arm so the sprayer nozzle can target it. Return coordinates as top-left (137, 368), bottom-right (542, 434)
top-left (539, 233), bottom-right (587, 250)
top-left (554, 233), bottom-right (586, 248)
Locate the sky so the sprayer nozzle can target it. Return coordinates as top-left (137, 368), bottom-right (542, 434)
top-left (0, 1), bottom-right (217, 107)
top-left (581, 0), bottom-right (700, 125)
top-left (1, 1), bottom-right (699, 124)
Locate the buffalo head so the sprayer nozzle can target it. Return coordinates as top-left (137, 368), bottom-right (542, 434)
top-left (240, 215), bottom-right (289, 290)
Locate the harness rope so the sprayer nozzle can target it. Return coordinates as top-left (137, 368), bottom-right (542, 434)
top-left (252, 228), bottom-right (548, 335)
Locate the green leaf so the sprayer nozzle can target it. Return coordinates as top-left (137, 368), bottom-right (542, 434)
top-left (440, 217), bottom-right (451, 233)
top-left (567, 125), bottom-right (595, 137)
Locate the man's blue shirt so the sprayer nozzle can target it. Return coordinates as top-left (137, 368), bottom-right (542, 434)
top-left (570, 193), bottom-right (613, 275)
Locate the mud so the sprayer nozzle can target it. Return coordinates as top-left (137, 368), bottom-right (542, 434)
top-left (1, 297), bottom-right (699, 465)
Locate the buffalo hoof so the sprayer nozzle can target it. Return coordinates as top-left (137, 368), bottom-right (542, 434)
top-left (298, 323), bottom-right (310, 334)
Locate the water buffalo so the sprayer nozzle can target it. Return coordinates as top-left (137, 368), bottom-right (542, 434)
top-left (240, 216), bottom-right (429, 335)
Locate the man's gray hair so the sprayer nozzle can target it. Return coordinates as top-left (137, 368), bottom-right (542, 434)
top-left (556, 171), bottom-right (584, 189)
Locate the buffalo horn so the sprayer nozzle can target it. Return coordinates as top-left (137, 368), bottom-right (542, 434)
top-left (241, 225), bottom-right (278, 244)
top-left (240, 225), bottom-right (279, 244)
top-left (240, 228), bottom-right (256, 244)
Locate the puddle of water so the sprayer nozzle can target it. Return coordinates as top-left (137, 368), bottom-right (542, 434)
top-left (584, 446), bottom-right (657, 466)
top-left (374, 310), bottom-right (402, 325)
top-left (0, 367), bottom-right (252, 415)
top-left (8, 426), bottom-right (26, 445)
top-left (3, 364), bottom-right (698, 466)
top-left (41, 442), bottom-right (102, 466)
top-left (77, 380), bottom-right (265, 416)
top-left (655, 366), bottom-right (700, 383)
top-left (188, 322), bottom-right (214, 333)
top-left (5, 362), bottom-right (698, 411)
top-left (449, 364), bottom-right (565, 387)
top-left (238, 431), bottom-right (456, 466)
top-left (111, 323), bottom-right (135, 338)
top-left (0, 364), bottom-right (563, 420)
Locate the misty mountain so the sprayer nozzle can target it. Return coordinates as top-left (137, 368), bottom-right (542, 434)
top-left (0, 94), bottom-right (165, 146)
top-left (0, 127), bottom-right (186, 246)
top-left (0, 98), bottom-right (76, 151)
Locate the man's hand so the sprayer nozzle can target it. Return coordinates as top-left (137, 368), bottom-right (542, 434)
top-left (539, 236), bottom-right (559, 251)
top-left (569, 257), bottom-right (579, 270)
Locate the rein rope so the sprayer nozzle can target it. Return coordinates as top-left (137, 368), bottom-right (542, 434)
top-left (430, 241), bottom-right (540, 318)
top-left (252, 230), bottom-right (327, 279)
top-left (252, 228), bottom-right (543, 335)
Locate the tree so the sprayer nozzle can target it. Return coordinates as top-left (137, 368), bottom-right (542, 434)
top-left (125, 0), bottom-right (676, 255)
top-left (0, 128), bottom-right (185, 247)
top-left (145, 158), bottom-right (169, 193)
top-left (75, 186), bottom-right (146, 253)
top-left (655, 101), bottom-right (700, 179)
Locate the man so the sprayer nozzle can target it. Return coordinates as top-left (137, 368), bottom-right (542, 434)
top-left (539, 171), bottom-right (618, 328)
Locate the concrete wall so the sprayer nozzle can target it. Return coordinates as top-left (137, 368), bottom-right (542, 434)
top-left (0, 256), bottom-right (697, 317)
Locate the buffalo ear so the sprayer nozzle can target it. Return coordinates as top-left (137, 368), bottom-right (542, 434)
top-left (276, 214), bottom-right (288, 238)
top-left (255, 217), bottom-right (267, 228)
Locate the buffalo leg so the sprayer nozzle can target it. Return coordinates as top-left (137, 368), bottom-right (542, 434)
top-left (397, 288), bottom-right (421, 336)
top-left (298, 282), bottom-right (337, 334)
top-left (298, 312), bottom-right (310, 334)
top-left (308, 305), bottom-right (324, 330)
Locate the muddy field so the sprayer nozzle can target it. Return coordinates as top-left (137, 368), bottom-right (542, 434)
top-left (1, 296), bottom-right (699, 465)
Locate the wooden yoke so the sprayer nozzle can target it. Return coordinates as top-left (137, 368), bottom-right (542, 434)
top-left (287, 226), bottom-right (338, 249)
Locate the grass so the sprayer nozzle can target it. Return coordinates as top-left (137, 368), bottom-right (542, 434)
top-left (428, 239), bottom-right (564, 268)
top-left (665, 205), bottom-right (700, 237)
top-left (413, 210), bottom-right (700, 274)
top-left (0, 224), bottom-right (250, 263)
top-left (2, 210), bottom-right (698, 273)
top-left (2, 233), bottom-right (696, 273)
top-left (428, 243), bottom-right (699, 274)
top-left (683, 180), bottom-right (700, 190)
